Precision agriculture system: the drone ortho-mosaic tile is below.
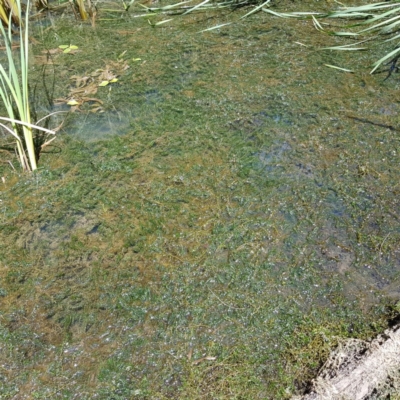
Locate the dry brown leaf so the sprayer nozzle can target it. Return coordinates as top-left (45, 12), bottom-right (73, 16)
top-left (56, 60), bottom-right (129, 112)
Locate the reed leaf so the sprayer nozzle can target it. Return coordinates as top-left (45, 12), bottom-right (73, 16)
top-left (359, 12), bottom-right (400, 33)
top-left (371, 46), bottom-right (400, 73)
top-left (324, 64), bottom-right (354, 73)
top-left (0, 0), bottom-right (55, 171)
top-left (199, 22), bottom-right (232, 32)
top-left (0, 0), bottom-right (20, 26)
top-left (269, 1), bottom-right (400, 75)
top-left (325, 2), bottom-right (400, 73)
top-left (332, 32), bottom-right (360, 36)
top-left (74, 0), bottom-right (88, 20)
top-left (240, 0), bottom-right (270, 20)
top-left (182, 0), bottom-right (210, 15)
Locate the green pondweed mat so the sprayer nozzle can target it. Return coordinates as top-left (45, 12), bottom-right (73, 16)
top-left (0, 1), bottom-right (400, 398)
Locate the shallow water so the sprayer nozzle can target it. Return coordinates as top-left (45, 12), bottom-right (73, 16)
top-left (1, 1), bottom-right (400, 398)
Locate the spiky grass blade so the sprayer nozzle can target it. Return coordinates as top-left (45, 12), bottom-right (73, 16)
top-left (262, 9), bottom-right (321, 19)
top-left (0, 0), bottom-right (20, 26)
top-left (0, 117), bottom-right (57, 134)
top-left (75, 0), bottom-right (88, 20)
top-left (0, 2), bottom-right (9, 25)
top-left (332, 32), bottom-right (360, 37)
top-left (0, 0), bottom-right (55, 171)
top-left (322, 46), bottom-right (367, 51)
top-left (326, 2), bottom-right (400, 74)
top-left (153, 18), bottom-right (173, 25)
top-left (182, 0), bottom-right (210, 15)
top-left (328, 2), bottom-right (396, 17)
top-left (384, 32), bottom-right (400, 42)
top-left (359, 4), bottom-right (400, 26)
top-left (321, 38), bottom-right (371, 51)
top-left (139, 0), bottom-right (201, 12)
top-left (371, 46), bottom-right (400, 73)
top-left (312, 15), bottom-right (324, 31)
top-left (324, 64), bottom-right (354, 72)
top-left (199, 22), bottom-right (232, 32)
top-left (240, 0), bottom-right (270, 20)
top-left (358, 10), bottom-right (400, 33)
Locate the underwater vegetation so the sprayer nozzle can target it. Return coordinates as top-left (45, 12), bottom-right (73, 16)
top-left (0, 0), bottom-right (400, 398)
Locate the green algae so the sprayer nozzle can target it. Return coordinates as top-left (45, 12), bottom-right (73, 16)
top-left (0, 1), bottom-right (400, 398)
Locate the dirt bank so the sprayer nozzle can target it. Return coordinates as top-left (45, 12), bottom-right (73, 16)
top-left (292, 324), bottom-right (400, 400)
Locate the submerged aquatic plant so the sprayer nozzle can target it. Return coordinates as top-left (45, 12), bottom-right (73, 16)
top-left (0, 0), bottom-right (55, 171)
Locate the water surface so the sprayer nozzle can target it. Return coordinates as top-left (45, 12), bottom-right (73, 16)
top-left (0, 1), bottom-right (399, 398)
